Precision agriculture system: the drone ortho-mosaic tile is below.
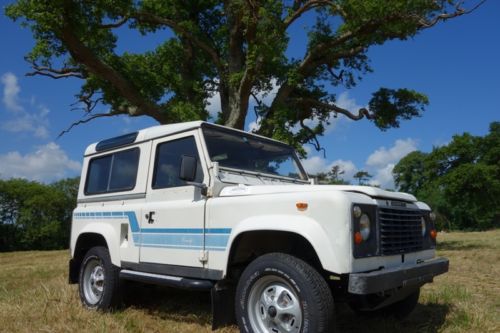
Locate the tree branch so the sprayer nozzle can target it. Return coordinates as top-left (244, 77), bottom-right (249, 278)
top-left (284, 0), bottom-right (337, 29)
top-left (98, 16), bottom-right (129, 29)
top-left (58, 111), bottom-right (122, 138)
top-left (417, 0), bottom-right (486, 28)
top-left (59, 9), bottom-right (168, 123)
top-left (296, 97), bottom-right (374, 121)
top-left (299, 119), bottom-right (326, 156)
top-left (132, 12), bottom-right (225, 75)
top-left (26, 63), bottom-right (84, 79)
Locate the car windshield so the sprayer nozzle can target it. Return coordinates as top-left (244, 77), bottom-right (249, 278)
top-left (202, 127), bottom-right (307, 181)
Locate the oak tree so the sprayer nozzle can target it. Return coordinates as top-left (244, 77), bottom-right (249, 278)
top-left (6, 0), bottom-right (482, 151)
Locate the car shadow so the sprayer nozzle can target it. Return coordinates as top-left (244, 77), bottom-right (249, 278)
top-left (122, 282), bottom-right (213, 326)
top-left (336, 302), bottom-right (450, 333)
top-left (122, 283), bottom-right (450, 333)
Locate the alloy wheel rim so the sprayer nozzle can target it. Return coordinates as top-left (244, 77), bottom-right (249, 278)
top-left (247, 275), bottom-right (302, 333)
top-left (82, 258), bottom-right (105, 305)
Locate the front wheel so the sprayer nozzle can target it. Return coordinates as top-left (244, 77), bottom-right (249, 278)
top-left (235, 253), bottom-right (334, 333)
top-left (78, 246), bottom-right (121, 310)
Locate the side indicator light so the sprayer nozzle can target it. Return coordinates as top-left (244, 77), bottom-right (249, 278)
top-left (296, 202), bottom-right (308, 211)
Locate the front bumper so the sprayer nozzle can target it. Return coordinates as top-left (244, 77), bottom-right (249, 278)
top-left (348, 257), bottom-right (449, 295)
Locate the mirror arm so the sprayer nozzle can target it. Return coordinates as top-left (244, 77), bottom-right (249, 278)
top-left (186, 181), bottom-right (208, 196)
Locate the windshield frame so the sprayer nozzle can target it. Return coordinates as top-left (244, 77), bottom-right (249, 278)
top-left (201, 123), bottom-right (309, 182)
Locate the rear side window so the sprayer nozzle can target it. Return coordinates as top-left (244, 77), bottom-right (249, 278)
top-left (85, 148), bottom-right (140, 195)
top-left (152, 137), bottom-right (203, 189)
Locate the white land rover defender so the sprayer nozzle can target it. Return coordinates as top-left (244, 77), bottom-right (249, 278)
top-left (69, 121), bottom-right (448, 332)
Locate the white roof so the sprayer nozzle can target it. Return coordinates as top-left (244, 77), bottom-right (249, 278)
top-left (83, 120), bottom-right (286, 156)
top-left (84, 121), bottom-right (204, 156)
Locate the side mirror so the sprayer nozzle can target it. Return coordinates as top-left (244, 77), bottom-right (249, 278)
top-left (179, 155), bottom-right (197, 182)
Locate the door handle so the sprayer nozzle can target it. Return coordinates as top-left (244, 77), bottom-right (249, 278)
top-left (145, 211), bottom-right (155, 224)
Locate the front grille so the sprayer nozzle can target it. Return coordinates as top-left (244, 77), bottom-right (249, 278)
top-left (379, 207), bottom-right (424, 255)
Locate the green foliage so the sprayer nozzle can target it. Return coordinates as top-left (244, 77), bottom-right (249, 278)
top-left (393, 122), bottom-right (500, 230)
top-left (0, 177), bottom-right (79, 251)
top-left (5, 0), bottom-right (478, 150)
top-left (353, 170), bottom-right (372, 185)
top-left (369, 88), bottom-right (429, 130)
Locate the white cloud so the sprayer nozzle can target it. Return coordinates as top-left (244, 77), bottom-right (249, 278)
top-left (369, 163), bottom-right (396, 189)
top-left (300, 137), bottom-right (418, 189)
top-left (366, 138), bottom-right (418, 167)
top-left (1, 72), bottom-right (23, 112)
top-left (1, 72), bottom-right (51, 138)
top-left (335, 91), bottom-right (363, 114)
top-left (248, 117), bottom-right (262, 132)
top-left (0, 143), bottom-right (81, 183)
top-left (365, 138), bottom-right (418, 189)
top-left (3, 105), bottom-right (50, 139)
top-left (301, 155), bottom-right (330, 174)
top-left (301, 154), bottom-right (357, 179)
top-left (331, 159), bottom-right (358, 180)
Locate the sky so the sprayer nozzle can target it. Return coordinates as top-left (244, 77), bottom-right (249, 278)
top-left (0, 1), bottom-right (498, 188)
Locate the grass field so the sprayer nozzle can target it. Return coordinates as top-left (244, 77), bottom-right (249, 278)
top-left (0, 230), bottom-right (499, 333)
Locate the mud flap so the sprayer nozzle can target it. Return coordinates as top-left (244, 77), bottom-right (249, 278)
top-left (211, 280), bottom-right (236, 330)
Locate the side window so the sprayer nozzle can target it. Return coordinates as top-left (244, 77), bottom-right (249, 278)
top-left (152, 136), bottom-right (203, 189)
top-left (85, 148), bottom-right (140, 195)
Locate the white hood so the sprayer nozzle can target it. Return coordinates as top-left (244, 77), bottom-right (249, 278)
top-left (219, 184), bottom-right (417, 202)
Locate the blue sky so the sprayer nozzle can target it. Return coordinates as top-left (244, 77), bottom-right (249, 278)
top-left (0, 1), bottom-right (498, 188)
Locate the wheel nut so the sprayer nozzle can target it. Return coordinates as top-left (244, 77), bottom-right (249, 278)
top-left (268, 306), bottom-right (277, 318)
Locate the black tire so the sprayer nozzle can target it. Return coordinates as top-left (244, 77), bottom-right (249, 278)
top-left (78, 246), bottom-right (121, 310)
top-left (235, 253), bottom-right (334, 333)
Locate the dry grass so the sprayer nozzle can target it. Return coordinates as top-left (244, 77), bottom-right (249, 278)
top-left (0, 230), bottom-right (499, 333)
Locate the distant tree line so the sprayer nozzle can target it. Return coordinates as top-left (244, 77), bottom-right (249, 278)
top-left (394, 122), bottom-right (499, 231)
top-left (0, 177), bottom-right (79, 252)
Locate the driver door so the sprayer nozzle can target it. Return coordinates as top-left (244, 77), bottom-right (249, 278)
top-left (140, 131), bottom-right (207, 268)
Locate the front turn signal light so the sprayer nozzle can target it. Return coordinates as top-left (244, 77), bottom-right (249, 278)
top-left (354, 231), bottom-right (363, 245)
top-left (430, 229), bottom-right (437, 239)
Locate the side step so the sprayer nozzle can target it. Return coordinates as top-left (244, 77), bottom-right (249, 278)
top-left (119, 269), bottom-right (214, 290)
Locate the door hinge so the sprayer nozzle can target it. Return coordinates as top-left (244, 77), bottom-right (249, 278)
top-left (199, 250), bottom-right (209, 263)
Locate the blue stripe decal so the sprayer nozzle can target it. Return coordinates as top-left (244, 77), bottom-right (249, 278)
top-left (124, 211), bottom-right (140, 232)
top-left (73, 211), bottom-right (231, 251)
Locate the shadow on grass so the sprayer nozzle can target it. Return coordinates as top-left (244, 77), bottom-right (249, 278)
top-left (336, 302), bottom-right (450, 333)
top-left (438, 240), bottom-right (487, 251)
top-left (122, 282), bottom-right (450, 332)
top-left (123, 282), bottom-right (213, 325)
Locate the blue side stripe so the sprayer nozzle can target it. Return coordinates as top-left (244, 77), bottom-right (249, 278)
top-left (74, 211), bottom-right (231, 250)
top-left (140, 228), bottom-right (231, 234)
top-left (124, 211), bottom-right (140, 232)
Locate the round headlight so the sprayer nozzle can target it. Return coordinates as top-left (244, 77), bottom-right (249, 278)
top-left (353, 205), bottom-right (362, 218)
top-left (429, 212), bottom-right (436, 222)
top-left (359, 214), bottom-right (371, 240)
top-left (421, 217), bottom-right (427, 236)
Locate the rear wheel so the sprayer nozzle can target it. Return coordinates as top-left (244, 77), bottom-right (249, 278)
top-left (78, 246), bottom-right (121, 310)
top-left (235, 253), bottom-right (334, 333)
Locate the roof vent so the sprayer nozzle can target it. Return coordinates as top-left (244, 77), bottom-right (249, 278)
top-left (95, 132), bottom-right (138, 152)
